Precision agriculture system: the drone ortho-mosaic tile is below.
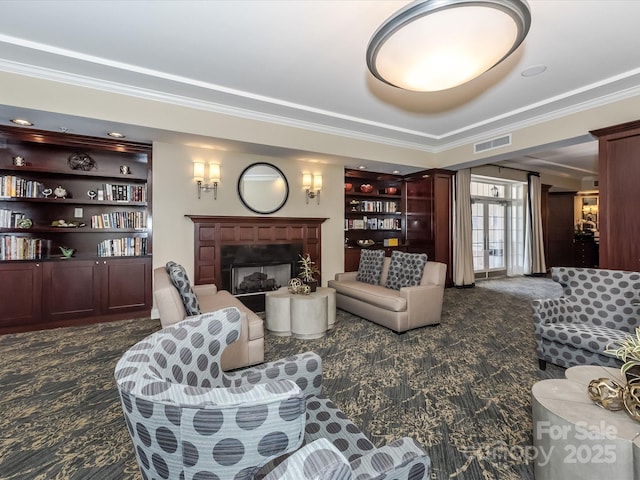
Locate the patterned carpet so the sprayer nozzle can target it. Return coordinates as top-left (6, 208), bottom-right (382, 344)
top-left (0, 276), bottom-right (566, 480)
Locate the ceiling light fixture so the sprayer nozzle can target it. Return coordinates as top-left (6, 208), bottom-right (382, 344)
top-left (11, 118), bottom-right (33, 126)
top-left (366, 0), bottom-right (531, 92)
top-left (108, 132), bottom-right (126, 139)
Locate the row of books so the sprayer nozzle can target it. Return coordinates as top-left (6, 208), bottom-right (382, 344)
top-left (353, 200), bottom-right (399, 213)
top-left (0, 176), bottom-right (44, 198)
top-left (91, 211), bottom-right (147, 229)
top-left (0, 209), bottom-right (28, 228)
top-left (1, 236), bottom-right (50, 260)
top-left (101, 184), bottom-right (147, 202)
top-left (97, 237), bottom-right (148, 257)
top-left (346, 217), bottom-right (401, 230)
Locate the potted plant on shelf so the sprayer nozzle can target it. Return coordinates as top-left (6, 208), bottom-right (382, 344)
top-left (298, 253), bottom-right (320, 292)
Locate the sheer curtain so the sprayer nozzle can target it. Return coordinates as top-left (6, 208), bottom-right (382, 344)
top-left (525, 173), bottom-right (547, 275)
top-left (453, 169), bottom-right (475, 286)
top-left (507, 183), bottom-right (525, 276)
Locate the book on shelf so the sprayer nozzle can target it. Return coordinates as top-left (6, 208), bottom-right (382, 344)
top-left (0, 235), bottom-right (50, 260)
top-left (101, 183), bottom-right (147, 202)
top-left (0, 176), bottom-right (43, 198)
top-left (97, 237), bottom-right (147, 257)
top-left (91, 211), bottom-right (147, 229)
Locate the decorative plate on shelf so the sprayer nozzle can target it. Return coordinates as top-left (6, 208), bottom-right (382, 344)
top-left (50, 220), bottom-right (85, 228)
top-left (68, 153), bottom-right (96, 171)
top-left (357, 239), bottom-right (375, 247)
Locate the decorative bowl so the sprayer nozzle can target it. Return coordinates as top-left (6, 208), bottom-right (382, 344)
top-left (344, 183), bottom-right (353, 192)
top-left (385, 187), bottom-right (398, 195)
top-left (357, 239), bottom-right (375, 247)
top-left (360, 184), bottom-right (373, 193)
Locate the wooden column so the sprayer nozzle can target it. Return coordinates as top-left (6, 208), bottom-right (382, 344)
top-left (591, 121), bottom-right (640, 271)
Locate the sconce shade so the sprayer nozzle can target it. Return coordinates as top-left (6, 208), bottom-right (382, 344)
top-left (193, 161), bottom-right (206, 182)
top-left (302, 173), bottom-right (313, 189)
top-left (366, 0), bottom-right (531, 92)
top-left (313, 174), bottom-right (323, 191)
top-left (209, 163), bottom-right (221, 183)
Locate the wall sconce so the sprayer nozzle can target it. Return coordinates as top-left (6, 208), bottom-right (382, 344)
top-left (193, 161), bottom-right (220, 200)
top-left (303, 173), bottom-right (322, 204)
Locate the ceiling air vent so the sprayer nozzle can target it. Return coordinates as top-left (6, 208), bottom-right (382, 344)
top-left (474, 134), bottom-right (512, 154)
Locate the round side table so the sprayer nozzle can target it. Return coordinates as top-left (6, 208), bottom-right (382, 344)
top-left (264, 286), bottom-right (336, 338)
top-left (291, 294), bottom-right (328, 339)
top-left (532, 365), bottom-right (640, 480)
top-left (264, 290), bottom-right (293, 336)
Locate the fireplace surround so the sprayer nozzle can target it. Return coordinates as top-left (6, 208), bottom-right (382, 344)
top-left (187, 216), bottom-right (327, 310)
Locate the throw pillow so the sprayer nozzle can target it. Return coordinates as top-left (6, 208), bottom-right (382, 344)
top-left (166, 261), bottom-right (201, 316)
top-left (356, 249), bottom-right (385, 285)
top-left (385, 251), bottom-right (428, 290)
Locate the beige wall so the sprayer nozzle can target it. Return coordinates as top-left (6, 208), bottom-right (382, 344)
top-left (152, 142), bottom-right (344, 301)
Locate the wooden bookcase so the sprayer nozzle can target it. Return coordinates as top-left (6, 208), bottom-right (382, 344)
top-left (344, 169), bottom-right (404, 271)
top-left (0, 126), bottom-right (152, 333)
top-left (343, 168), bottom-right (453, 286)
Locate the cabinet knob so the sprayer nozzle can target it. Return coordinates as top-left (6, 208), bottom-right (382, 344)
top-left (35, 263), bottom-right (40, 267)
top-left (96, 261), bottom-right (99, 265)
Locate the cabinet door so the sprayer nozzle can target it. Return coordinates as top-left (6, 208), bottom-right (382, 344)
top-left (42, 260), bottom-right (101, 322)
top-left (0, 262), bottom-right (42, 328)
top-left (100, 257), bottom-right (152, 314)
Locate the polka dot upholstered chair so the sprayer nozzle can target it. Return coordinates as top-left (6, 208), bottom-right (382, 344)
top-left (115, 307), bottom-right (323, 479)
top-left (533, 267), bottom-right (640, 370)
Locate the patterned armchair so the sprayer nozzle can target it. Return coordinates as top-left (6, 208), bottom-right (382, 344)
top-left (532, 267), bottom-right (640, 369)
top-left (115, 307), bottom-right (431, 480)
top-left (114, 307), bottom-right (322, 479)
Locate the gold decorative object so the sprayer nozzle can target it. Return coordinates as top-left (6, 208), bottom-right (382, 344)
top-left (624, 380), bottom-right (640, 421)
top-left (287, 277), bottom-right (312, 295)
top-left (588, 377), bottom-right (625, 411)
top-left (288, 278), bottom-right (303, 294)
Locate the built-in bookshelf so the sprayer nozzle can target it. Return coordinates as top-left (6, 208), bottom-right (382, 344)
top-left (0, 126), bottom-right (153, 333)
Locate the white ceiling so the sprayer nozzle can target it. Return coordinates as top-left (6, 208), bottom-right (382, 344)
top-left (0, 0), bottom-right (638, 179)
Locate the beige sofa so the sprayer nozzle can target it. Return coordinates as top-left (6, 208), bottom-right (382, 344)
top-left (328, 258), bottom-right (447, 333)
top-left (153, 267), bottom-right (264, 370)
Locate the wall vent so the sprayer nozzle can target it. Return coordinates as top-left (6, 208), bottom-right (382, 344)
top-left (581, 177), bottom-right (599, 190)
top-left (474, 134), bottom-right (512, 154)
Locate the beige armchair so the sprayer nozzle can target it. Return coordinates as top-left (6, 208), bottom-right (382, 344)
top-left (153, 266), bottom-right (264, 370)
top-left (328, 258), bottom-right (446, 333)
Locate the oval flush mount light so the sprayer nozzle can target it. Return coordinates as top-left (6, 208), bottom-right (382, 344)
top-left (11, 118), bottom-right (33, 126)
top-left (366, 0), bottom-right (531, 92)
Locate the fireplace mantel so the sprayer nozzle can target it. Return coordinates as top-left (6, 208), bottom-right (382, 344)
top-left (186, 215), bottom-right (328, 286)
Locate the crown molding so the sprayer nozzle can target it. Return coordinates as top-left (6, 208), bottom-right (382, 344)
top-left (0, 31), bottom-right (639, 156)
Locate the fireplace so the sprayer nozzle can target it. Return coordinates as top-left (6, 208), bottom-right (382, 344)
top-left (187, 216), bottom-right (327, 311)
top-left (221, 243), bottom-right (303, 311)
top-left (231, 263), bottom-right (290, 294)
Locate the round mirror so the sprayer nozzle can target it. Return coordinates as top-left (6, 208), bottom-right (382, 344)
top-left (237, 162), bottom-right (289, 214)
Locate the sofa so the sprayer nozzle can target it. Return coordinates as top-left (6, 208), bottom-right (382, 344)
top-left (115, 307), bottom-right (431, 480)
top-left (153, 265), bottom-right (264, 370)
top-left (328, 253), bottom-right (447, 333)
top-left (532, 267), bottom-right (640, 369)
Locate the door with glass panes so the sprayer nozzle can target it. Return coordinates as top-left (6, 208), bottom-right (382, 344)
top-left (472, 200), bottom-right (506, 277)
